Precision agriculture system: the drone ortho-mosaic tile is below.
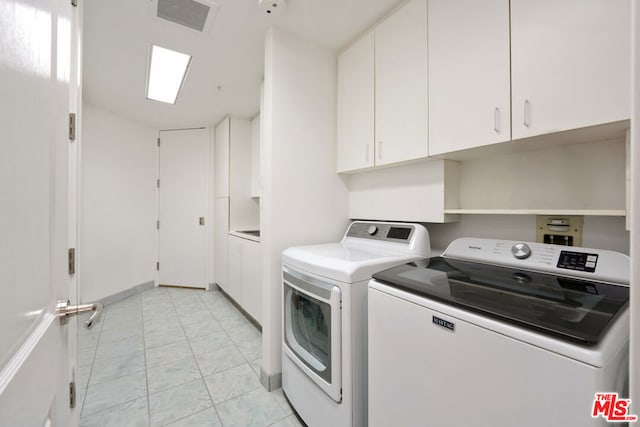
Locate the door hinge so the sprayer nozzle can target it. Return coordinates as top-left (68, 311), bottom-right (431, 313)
top-left (156, 262), bottom-right (159, 271)
top-left (68, 248), bottom-right (75, 275)
top-left (156, 220), bottom-right (159, 230)
top-left (68, 113), bottom-right (76, 141)
top-left (69, 381), bottom-right (76, 408)
top-left (71, 0), bottom-right (77, 6)
top-left (157, 138), bottom-right (160, 147)
top-left (157, 179), bottom-right (160, 189)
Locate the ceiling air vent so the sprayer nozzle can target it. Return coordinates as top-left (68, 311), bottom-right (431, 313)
top-left (156, 0), bottom-right (217, 32)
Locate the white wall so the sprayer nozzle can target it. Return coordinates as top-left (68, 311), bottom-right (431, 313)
top-left (426, 215), bottom-right (629, 255)
top-left (261, 27), bottom-right (350, 384)
top-left (80, 103), bottom-right (157, 302)
top-left (459, 139), bottom-right (626, 211)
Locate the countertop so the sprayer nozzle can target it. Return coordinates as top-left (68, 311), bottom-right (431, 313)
top-left (228, 229), bottom-right (260, 243)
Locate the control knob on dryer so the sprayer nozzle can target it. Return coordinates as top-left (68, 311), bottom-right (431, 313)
top-left (367, 225), bottom-right (378, 236)
top-left (511, 243), bottom-right (532, 260)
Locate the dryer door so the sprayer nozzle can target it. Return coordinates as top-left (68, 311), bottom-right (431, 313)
top-left (282, 266), bottom-right (342, 402)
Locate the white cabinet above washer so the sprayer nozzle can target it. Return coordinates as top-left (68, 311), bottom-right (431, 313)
top-left (428, 0), bottom-right (630, 156)
top-left (428, 0), bottom-right (511, 155)
top-left (510, 0), bottom-right (630, 140)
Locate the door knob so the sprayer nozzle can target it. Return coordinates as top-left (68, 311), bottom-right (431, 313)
top-left (56, 300), bottom-right (103, 328)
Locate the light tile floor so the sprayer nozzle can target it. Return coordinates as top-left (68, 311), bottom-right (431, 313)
top-left (77, 286), bottom-right (303, 427)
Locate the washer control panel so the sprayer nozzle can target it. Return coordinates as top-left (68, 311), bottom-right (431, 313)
top-left (346, 221), bottom-right (414, 243)
top-left (557, 251), bottom-right (599, 273)
top-left (443, 237), bottom-right (629, 285)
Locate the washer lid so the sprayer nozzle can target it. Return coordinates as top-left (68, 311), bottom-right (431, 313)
top-left (282, 241), bottom-right (422, 283)
top-left (372, 257), bottom-right (630, 346)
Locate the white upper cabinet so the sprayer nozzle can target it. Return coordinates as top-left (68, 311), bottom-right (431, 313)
top-left (250, 114), bottom-right (261, 197)
top-left (337, 32), bottom-right (375, 173)
top-left (215, 117), bottom-right (230, 197)
top-left (428, 0), bottom-right (511, 155)
top-left (337, 0), bottom-right (428, 173)
top-left (510, 0), bottom-right (630, 140)
top-left (375, 0), bottom-right (428, 166)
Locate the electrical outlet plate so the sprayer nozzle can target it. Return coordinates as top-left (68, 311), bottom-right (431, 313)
top-left (536, 215), bottom-right (584, 247)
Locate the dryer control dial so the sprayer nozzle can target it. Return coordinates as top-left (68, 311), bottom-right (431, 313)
top-left (367, 225), bottom-right (378, 236)
top-left (511, 243), bottom-right (532, 260)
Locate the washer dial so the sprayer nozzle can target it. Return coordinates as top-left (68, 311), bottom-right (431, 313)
top-left (511, 243), bottom-right (532, 259)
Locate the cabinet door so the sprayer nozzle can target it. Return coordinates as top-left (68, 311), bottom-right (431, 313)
top-left (375, 0), bottom-right (428, 166)
top-left (250, 114), bottom-right (261, 197)
top-left (226, 235), bottom-right (242, 302)
top-left (215, 117), bottom-right (230, 197)
top-left (214, 197), bottom-right (229, 290)
top-left (337, 32), bottom-right (375, 173)
top-left (229, 117), bottom-right (256, 231)
top-left (242, 240), bottom-right (262, 323)
top-left (428, 0), bottom-right (510, 155)
top-left (511, 0), bottom-right (630, 139)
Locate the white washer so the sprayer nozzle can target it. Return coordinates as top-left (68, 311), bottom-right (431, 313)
top-left (281, 221), bottom-right (431, 427)
top-left (368, 238), bottom-right (631, 427)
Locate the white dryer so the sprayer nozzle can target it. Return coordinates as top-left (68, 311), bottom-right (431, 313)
top-left (368, 238), bottom-right (631, 427)
top-left (281, 221), bottom-right (431, 427)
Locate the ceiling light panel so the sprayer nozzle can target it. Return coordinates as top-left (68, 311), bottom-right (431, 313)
top-left (146, 45), bottom-right (192, 104)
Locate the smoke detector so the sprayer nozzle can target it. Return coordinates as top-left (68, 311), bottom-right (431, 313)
top-left (258, 0), bottom-right (286, 16)
top-left (149, 0), bottom-right (219, 34)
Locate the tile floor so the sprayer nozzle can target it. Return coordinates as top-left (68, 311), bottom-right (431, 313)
top-left (77, 286), bottom-right (303, 427)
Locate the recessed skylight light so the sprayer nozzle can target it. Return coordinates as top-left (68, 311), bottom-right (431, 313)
top-left (146, 45), bottom-right (191, 104)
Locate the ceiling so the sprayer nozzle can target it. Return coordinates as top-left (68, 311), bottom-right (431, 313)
top-left (83, 0), bottom-right (401, 130)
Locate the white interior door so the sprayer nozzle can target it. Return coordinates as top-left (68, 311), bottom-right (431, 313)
top-left (158, 128), bottom-right (210, 288)
top-left (0, 0), bottom-right (77, 424)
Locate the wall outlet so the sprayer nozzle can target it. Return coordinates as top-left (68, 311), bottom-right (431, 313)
top-left (536, 215), bottom-right (584, 247)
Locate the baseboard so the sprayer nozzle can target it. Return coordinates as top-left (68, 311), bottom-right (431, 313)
top-left (260, 368), bottom-right (282, 391)
top-left (215, 284), bottom-right (262, 332)
top-left (96, 280), bottom-right (154, 306)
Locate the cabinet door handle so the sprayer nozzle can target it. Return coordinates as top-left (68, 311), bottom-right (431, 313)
top-left (365, 144), bottom-right (369, 163)
top-left (377, 141), bottom-right (382, 160)
top-left (524, 99), bottom-right (530, 128)
top-left (494, 107), bottom-right (500, 133)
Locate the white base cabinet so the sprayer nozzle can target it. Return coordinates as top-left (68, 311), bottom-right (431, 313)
top-left (226, 234), bottom-right (262, 324)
